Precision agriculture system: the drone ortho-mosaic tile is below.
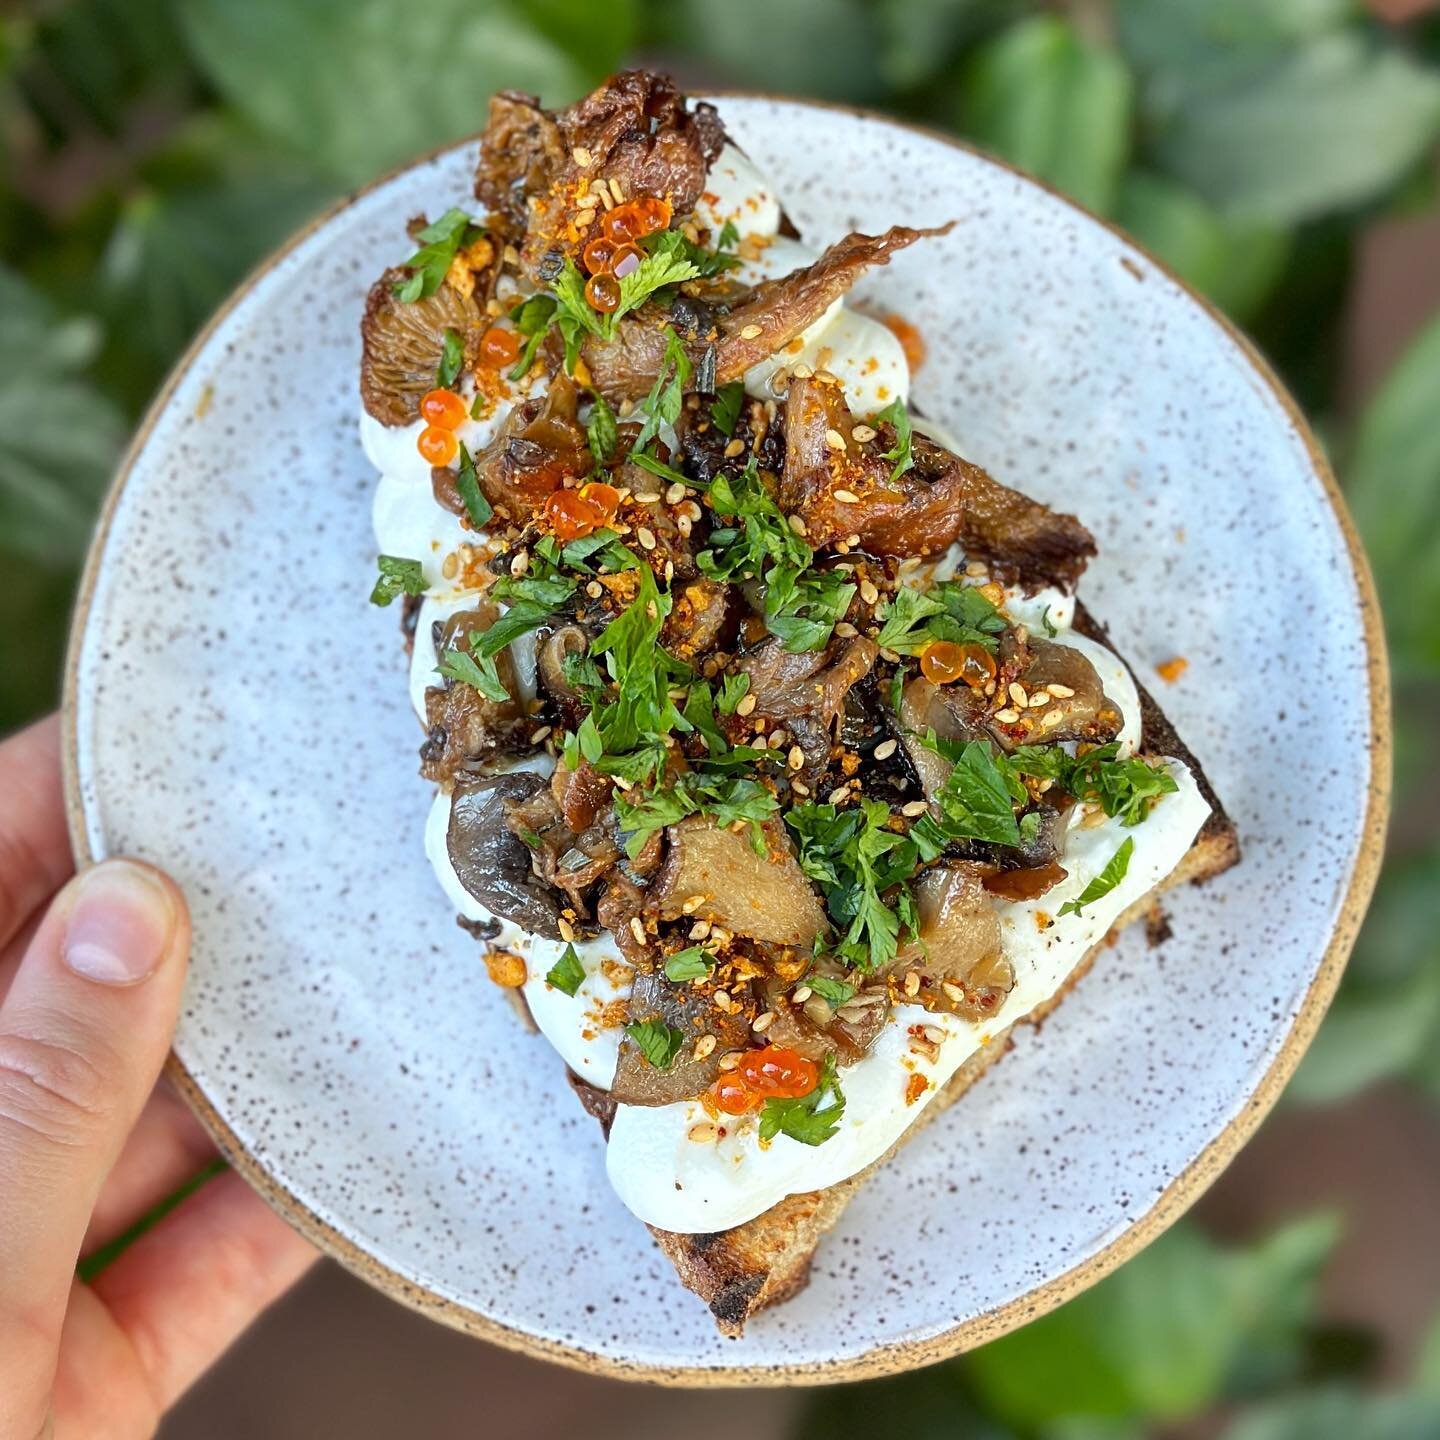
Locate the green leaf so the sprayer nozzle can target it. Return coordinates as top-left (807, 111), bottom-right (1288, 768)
top-left (932, 741), bottom-right (1024, 847)
top-left (952, 15), bottom-right (1135, 215)
top-left (1346, 311), bottom-right (1440, 680)
top-left (1151, 32), bottom-right (1440, 224)
top-left (965, 1216), bottom-right (1339, 1426)
top-left (454, 443), bottom-right (492, 530)
top-left (716, 673), bottom-right (750, 716)
top-left (759, 1053), bottom-right (846, 1146)
top-left (711, 381), bottom-right (745, 437)
top-left (545, 943), bottom-right (585, 997)
top-left (1222, 1390), bottom-right (1440, 1440)
top-left (1059, 836), bottom-right (1135, 917)
top-left (1115, 0), bottom-right (1352, 77)
top-left (873, 395), bottom-right (914, 480)
top-left (1116, 171), bottom-right (1291, 323)
top-left (586, 391), bottom-right (617, 467)
top-left (0, 266), bottom-right (125, 568)
top-left (177, 0), bottom-right (601, 185)
top-left (663, 947), bottom-right (713, 982)
top-left (436, 635), bottom-right (509, 702)
top-left (805, 975), bottom-right (856, 1007)
top-left (624, 1018), bottom-right (685, 1070)
top-left (436, 326), bottom-right (464, 386)
top-left (369, 554), bottom-right (426, 607)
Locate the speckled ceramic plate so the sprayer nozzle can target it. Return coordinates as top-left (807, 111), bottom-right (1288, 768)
top-left (64, 97), bottom-right (1388, 1384)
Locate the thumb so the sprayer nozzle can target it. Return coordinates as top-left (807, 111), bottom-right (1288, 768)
top-left (0, 859), bottom-right (189, 1438)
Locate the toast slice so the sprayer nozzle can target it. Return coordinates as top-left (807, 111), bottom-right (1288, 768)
top-left (571, 603), bottom-right (1239, 1334)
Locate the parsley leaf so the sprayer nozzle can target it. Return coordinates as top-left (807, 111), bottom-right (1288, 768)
top-left (1009, 742), bottom-right (1178, 827)
top-left (587, 390), bottom-right (618, 466)
top-left (454, 442), bottom-right (493, 529)
top-left (437, 327), bottom-right (464, 387)
top-left (759, 1053), bottom-right (845, 1146)
top-left (506, 293), bottom-right (559, 381)
top-left (874, 396), bottom-right (914, 480)
top-left (663, 946), bottom-right (714, 982)
top-left (625, 1018), bottom-right (686, 1069)
top-left (928, 739), bottom-right (1024, 847)
top-left (545, 943), bottom-right (586, 996)
top-left (640, 224), bottom-right (740, 281)
top-left (805, 976), bottom-right (856, 1007)
top-left (711, 380), bottom-right (745, 436)
top-left (717, 672), bottom-right (751, 716)
top-left (633, 328), bottom-right (693, 451)
top-left (1059, 836), bottom-right (1135, 917)
top-left (876, 580), bottom-right (1005, 655)
top-left (612, 231), bottom-right (702, 326)
top-left (629, 449), bottom-right (690, 486)
top-left (716, 218), bottom-right (740, 250)
top-left (614, 770), bottom-right (778, 860)
top-left (369, 554), bottom-right (426, 607)
top-left (392, 209), bottom-right (484, 302)
top-left (436, 631), bottom-right (509, 702)
top-left (765, 563), bottom-right (856, 653)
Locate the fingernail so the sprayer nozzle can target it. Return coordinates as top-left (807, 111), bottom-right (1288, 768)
top-left (63, 860), bottom-right (177, 986)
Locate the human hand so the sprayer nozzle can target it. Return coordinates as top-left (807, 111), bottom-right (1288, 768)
top-left (1, 717), bottom-right (316, 1439)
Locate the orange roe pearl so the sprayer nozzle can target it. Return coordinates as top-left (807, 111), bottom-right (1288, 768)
top-left (958, 642), bottom-right (998, 689)
top-left (582, 236), bottom-right (620, 273)
top-left (738, 1045), bottom-right (819, 1099)
top-left (920, 640), bottom-right (967, 686)
top-left (420, 388), bottom-right (468, 428)
top-left (543, 487), bottom-right (608, 541)
top-left (578, 480), bottom-right (621, 520)
top-left (416, 425), bottom-right (459, 465)
top-left (478, 326), bottom-right (521, 368)
top-left (709, 1074), bottom-right (762, 1116)
top-left (629, 195), bottom-right (672, 235)
top-left (601, 202), bottom-right (644, 244)
top-left (610, 243), bottom-right (643, 280)
top-left (584, 272), bottom-right (621, 313)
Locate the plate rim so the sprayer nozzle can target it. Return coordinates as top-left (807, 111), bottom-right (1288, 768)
top-left (61, 92), bottom-right (1392, 1387)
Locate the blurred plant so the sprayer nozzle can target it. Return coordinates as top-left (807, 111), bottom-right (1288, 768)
top-left (2, 0), bottom-right (1439, 1429)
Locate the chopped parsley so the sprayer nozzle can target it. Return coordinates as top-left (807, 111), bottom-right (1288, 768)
top-left (641, 224), bottom-right (740, 280)
top-left (627, 449), bottom-right (690, 486)
top-left (545, 943), bottom-right (586, 996)
top-left (435, 631), bottom-right (509, 702)
top-left (633, 328), bottom-right (693, 451)
top-left (920, 736), bottom-right (1026, 848)
top-left (710, 380), bottom-right (745, 436)
top-left (625, 1017), bottom-right (686, 1069)
top-left (612, 230), bottom-right (702, 323)
top-left (804, 976), bottom-right (856, 1007)
top-left (369, 554), bottom-right (426, 607)
top-left (454, 442), bottom-right (493, 529)
top-left (586, 390), bottom-right (618, 466)
top-left (1059, 836), bottom-right (1135, 917)
top-left (1009, 742), bottom-right (1178, 827)
top-left (787, 798), bottom-right (925, 972)
top-left (759, 1053), bottom-right (846, 1146)
top-left (392, 209), bottom-right (484, 303)
top-left (506, 293), bottom-right (559, 381)
top-left (874, 396), bottom-right (913, 480)
top-left (614, 769), bottom-right (778, 860)
top-left (663, 946), bottom-right (714, 982)
top-left (436, 326), bottom-right (464, 387)
top-left (716, 672), bottom-right (751, 716)
top-left (875, 580), bottom-right (1005, 655)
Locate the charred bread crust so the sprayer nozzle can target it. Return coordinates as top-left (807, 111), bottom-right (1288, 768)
top-left (566, 609), bottom-right (1239, 1335)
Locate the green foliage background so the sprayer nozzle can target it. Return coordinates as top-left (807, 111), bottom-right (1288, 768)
top-left (3, 1), bottom-right (1438, 1432)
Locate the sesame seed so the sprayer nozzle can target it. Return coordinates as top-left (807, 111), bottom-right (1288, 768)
top-left (693, 1034), bottom-right (717, 1060)
top-left (923, 1024), bottom-right (946, 1044)
top-left (1047, 683), bottom-right (1075, 698)
top-left (1028, 691), bottom-right (1051, 708)
top-left (676, 515), bottom-right (692, 537)
top-left (609, 177), bottom-right (625, 202)
top-left (740, 323), bottom-right (763, 339)
top-left (898, 555), bottom-right (922, 573)
top-left (941, 981), bottom-right (964, 1003)
top-left (572, 146), bottom-right (593, 167)
top-left (827, 785), bottom-right (851, 805)
top-left (629, 917), bottom-right (646, 944)
top-left (753, 1011), bottom-right (776, 1033)
top-left (846, 533), bottom-right (862, 547)
top-left (833, 622), bottom-right (858, 637)
top-left (994, 707), bottom-right (1021, 723)
top-left (901, 799), bottom-right (928, 817)
top-left (903, 971), bottom-right (921, 997)
top-left (665, 481), bottom-right (687, 503)
top-left (598, 185), bottom-right (614, 210)
top-left (723, 438), bottom-right (746, 458)
top-left (585, 580), bottom-right (603, 598)
top-left (787, 745), bottom-right (805, 770)
top-left (502, 244), bottom-right (521, 266)
top-left (792, 363), bottom-right (814, 379)
top-left (441, 553), bottom-right (458, 580)
top-left (713, 989), bottom-right (731, 1010)
top-left (664, 559), bottom-right (674, 582)
top-left (719, 1051), bottom-right (742, 1071)
top-left (791, 780), bottom-right (811, 796)
top-left (874, 738), bottom-right (898, 760)
top-left (834, 488), bottom-right (861, 505)
top-left (768, 728), bottom-right (789, 748)
top-left (687, 1120), bottom-right (719, 1143)
top-left (824, 429), bottom-right (847, 452)
top-left (681, 893), bottom-right (706, 913)
top-left (1041, 708), bottom-right (1065, 729)
top-left (1009, 682), bottom-right (1028, 707)
top-left (689, 919), bottom-right (711, 940)
top-left (736, 694), bottom-right (757, 717)
top-left (859, 579), bottom-right (880, 605)
top-left (509, 551), bottom-right (530, 576)
top-left (788, 514), bottom-right (808, 536)
top-left (792, 985), bottom-right (813, 1003)
top-left (557, 916), bottom-right (576, 942)
top-left (637, 526), bottom-right (656, 550)
top-left (633, 490), bottom-right (661, 504)
top-left (529, 724), bottom-right (552, 744)
top-left (965, 560), bottom-right (988, 577)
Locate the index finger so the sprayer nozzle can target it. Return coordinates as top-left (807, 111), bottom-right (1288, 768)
top-left (0, 716), bottom-right (73, 953)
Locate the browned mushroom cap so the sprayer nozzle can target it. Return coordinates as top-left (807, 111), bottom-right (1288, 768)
top-left (610, 971), bottom-right (751, 1106)
top-left (360, 269), bottom-right (482, 427)
top-left (646, 816), bottom-right (827, 948)
top-left (897, 864), bottom-right (1014, 1023)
